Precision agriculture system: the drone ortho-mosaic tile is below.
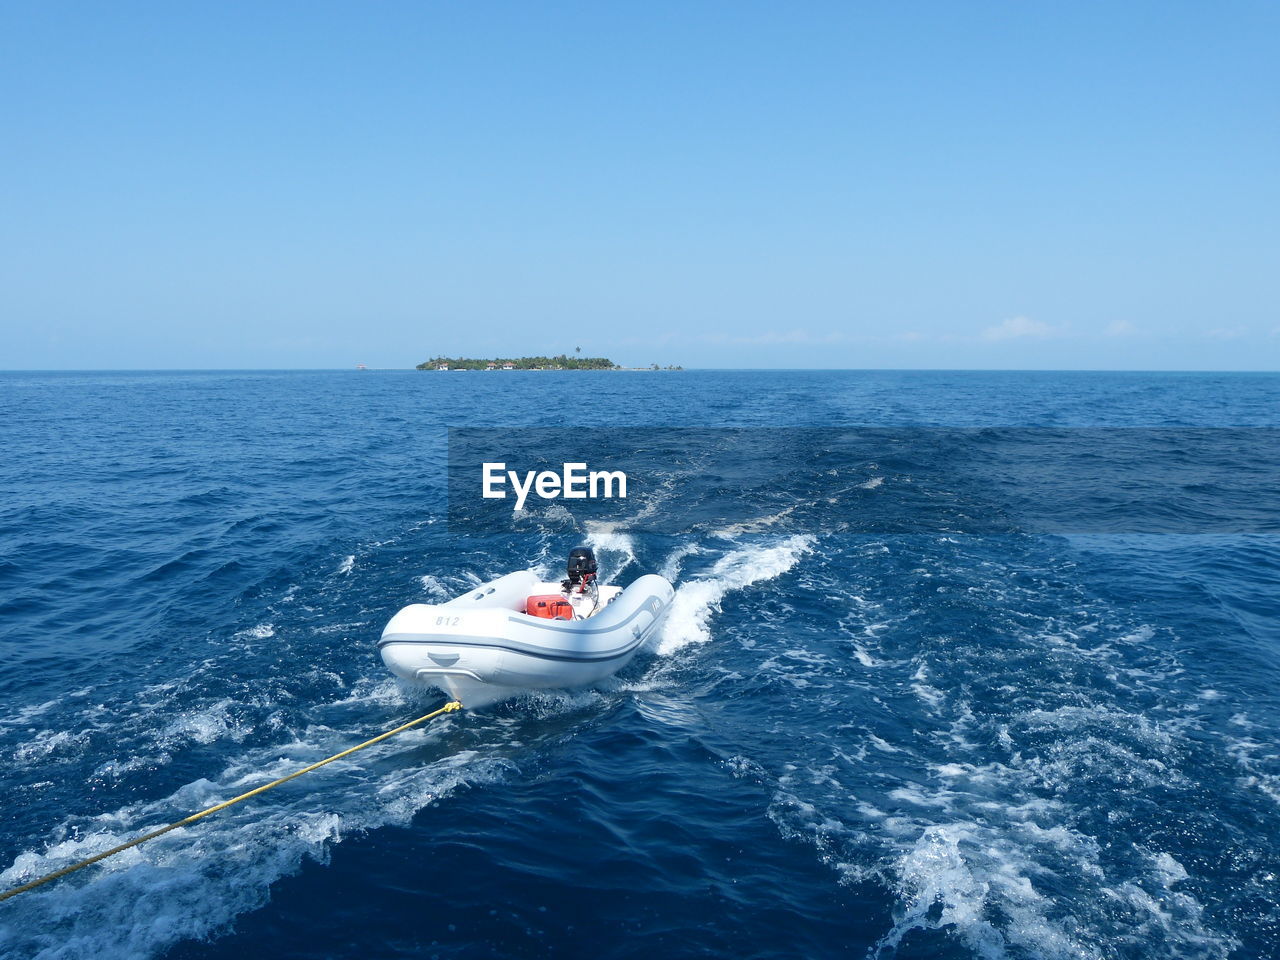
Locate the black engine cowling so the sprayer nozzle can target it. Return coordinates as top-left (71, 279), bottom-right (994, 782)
top-left (566, 546), bottom-right (597, 583)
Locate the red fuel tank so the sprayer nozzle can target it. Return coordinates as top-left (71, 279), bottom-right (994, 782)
top-left (526, 595), bottom-right (573, 620)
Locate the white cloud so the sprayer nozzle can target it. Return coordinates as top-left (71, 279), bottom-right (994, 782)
top-left (1205, 326), bottom-right (1248, 340)
top-left (1105, 319), bottom-right (1137, 337)
top-left (981, 315), bottom-right (1056, 341)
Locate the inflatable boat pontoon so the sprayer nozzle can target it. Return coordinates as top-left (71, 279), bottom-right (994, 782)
top-left (379, 549), bottom-right (674, 708)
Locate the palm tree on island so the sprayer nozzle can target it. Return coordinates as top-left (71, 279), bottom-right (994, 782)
top-left (416, 353), bottom-right (620, 371)
top-left (414, 351), bottom-right (682, 371)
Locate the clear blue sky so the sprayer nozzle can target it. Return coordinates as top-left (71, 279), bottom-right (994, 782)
top-left (1, 1), bottom-right (1276, 369)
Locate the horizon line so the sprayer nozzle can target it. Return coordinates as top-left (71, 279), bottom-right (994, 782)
top-left (2, 367), bottom-right (1279, 375)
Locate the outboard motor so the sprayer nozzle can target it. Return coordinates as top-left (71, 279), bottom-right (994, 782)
top-left (564, 546), bottom-right (598, 592)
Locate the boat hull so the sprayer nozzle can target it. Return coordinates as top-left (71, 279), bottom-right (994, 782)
top-left (379, 571), bottom-right (674, 708)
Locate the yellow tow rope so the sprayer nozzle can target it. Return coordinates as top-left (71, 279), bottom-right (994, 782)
top-left (0, 699), bottom-right (463, 904)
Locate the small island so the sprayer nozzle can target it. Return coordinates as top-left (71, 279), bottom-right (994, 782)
top-left (416, 354), bottom-right (682, 371)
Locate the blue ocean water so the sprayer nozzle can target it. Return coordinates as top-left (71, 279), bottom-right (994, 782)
top-left (1, 369), bottom-right (1278, 959)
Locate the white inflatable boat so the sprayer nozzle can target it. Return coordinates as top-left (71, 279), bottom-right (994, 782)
top-left (379, 550), bottom-right (674, 708)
